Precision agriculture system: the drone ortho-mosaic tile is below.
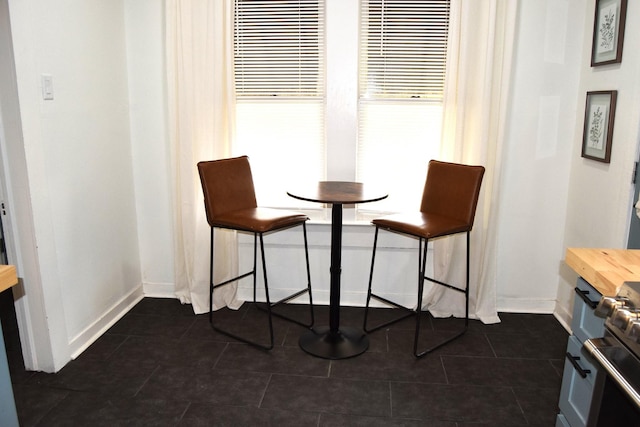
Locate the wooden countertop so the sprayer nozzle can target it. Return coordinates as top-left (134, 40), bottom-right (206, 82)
top-left (565, 248), bottom-right (640, 296)
top-left (0, 265), bottom-right (17, 293)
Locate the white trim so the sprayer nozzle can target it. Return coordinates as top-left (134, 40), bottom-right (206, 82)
top-left (553, 301), bottom-right (573, 334)
top-left (68, 285), bottom-right (144, 360)
top-left (496, 296), bottom-right (556, 314)
top-left (142, 281), bottom-right (178, 299)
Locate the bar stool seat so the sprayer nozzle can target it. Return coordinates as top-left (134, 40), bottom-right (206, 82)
top-left (373, 212), bottom-right (470, 238)
top-left (211, 207), bottom-right (308, 233)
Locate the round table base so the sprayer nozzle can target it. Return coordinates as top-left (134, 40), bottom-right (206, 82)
top-left (299, 326), bottom-right (369, 359)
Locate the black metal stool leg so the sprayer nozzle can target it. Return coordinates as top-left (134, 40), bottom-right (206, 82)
top-left (364, 227), bottom-right (415, 333)
top-left (364, 228), bottom-right (472, 358)
top-left (208, 228), bottom-right (273, 351)
top-left (414, 238), bottom-right (428, 357)
top-left (363, 226), bottom-right (379, 331)
top-left (255, 223), bottom-right (315, 328)
top-left (414, 232), bottom-right (470, 358)
top-left (258, 233), bottom-right (275, 349)
top-left (252, 233), bottom-right (258, 303)
top-left (464, 232), bottom-right (470, 328)
top-left (209, 227), bottom-right (215, 324)
top-left (302, 222), bottom-right (315, 327)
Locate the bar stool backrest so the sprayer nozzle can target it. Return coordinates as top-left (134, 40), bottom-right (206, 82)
top-left (197, 155), bottom-right (258, 226)
top-left (420, 160), bottom-right (485, 230)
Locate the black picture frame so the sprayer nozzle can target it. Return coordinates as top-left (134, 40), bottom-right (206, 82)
top-left (591, 0), bottom-right (627, 66)
top-left (581, 90), bottom-right (617, 163)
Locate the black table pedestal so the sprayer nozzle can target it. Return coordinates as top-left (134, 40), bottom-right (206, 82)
top-left (299, 326), bottom-right (369, 359)
top-left (298, 203), bottom-right (369, 359)
top-left (288, 182), bottom-right (386, 360)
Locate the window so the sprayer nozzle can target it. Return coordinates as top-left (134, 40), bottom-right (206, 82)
top-left (232, 0), bottom-right (450, 215)
top-left (233, 0), bottom-right (325, 208)
top-left (357, 0), bottom-right (450, 213)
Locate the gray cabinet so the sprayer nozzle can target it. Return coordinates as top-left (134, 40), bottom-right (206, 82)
top-left (0, 320), bottom-right (18, 426)
top-left (556, 277), bottom-right (604, 427)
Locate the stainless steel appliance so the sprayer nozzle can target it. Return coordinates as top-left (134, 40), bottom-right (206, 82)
top-left (584, 281), bottom-right (640, 425)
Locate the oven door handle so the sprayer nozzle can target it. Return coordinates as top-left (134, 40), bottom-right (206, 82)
top-left (565, 351), bottom-right (591, 378)
top-left (584, 338), bottom-right (640, 409)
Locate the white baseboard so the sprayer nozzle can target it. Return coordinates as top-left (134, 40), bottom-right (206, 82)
top-left (238, 289), bottom-right (562, 315)
top-left (139, 283), bottom-right (563, 319)
top-left (496, 296), bottom-right (556, 314)
top-left (68, 285), bottom-right (144, 359)
top-left (553, 302), bottom-right (573, 333)
top-left (142, 281), bottom-right (177, 298)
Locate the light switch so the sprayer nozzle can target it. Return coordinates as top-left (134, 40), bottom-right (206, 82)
top-left (41, 74), bottom-right (54, 100)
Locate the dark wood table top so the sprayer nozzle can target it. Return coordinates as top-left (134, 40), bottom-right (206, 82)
top-left (287, 181), bottom-right (388, 205)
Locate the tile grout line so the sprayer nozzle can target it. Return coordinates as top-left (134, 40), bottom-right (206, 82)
top-left (509, 385), bottom-right (530, 425)
top-left (177, 315), bottom-right (199, 342)
top-left (133, 363), bottom-right (162, 398)
top-left (256, 373), bottom-right (273, 409)
top-left (212, 342), bottom-right (230, 369)
top-left (31, 387), bottom-right (72, 426)
top-left (440, 355), bottom-right (450, 385)
top-left (388, 381), bottom-right (394, 418)
top-left (485, 333), bottom-right (498, 358)
top-left (176, 401), bottom-right (192, 425)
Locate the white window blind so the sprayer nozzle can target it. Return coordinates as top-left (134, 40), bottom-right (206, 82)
top-left (234, 0), bottom-right (324, 97)
top-left (233, 0), bottom-right (326, 208)
top-left (358, 0), bottom-right (450, 214)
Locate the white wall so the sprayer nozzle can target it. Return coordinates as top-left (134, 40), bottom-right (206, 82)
top-left (497, 0), bottom-right (584, 314)
top-left (4, 0), bottom-right (143, 371)
top-left (556, 0), bottom-right (640, 325)
top-left (124, 1), bottom-right (174, 295)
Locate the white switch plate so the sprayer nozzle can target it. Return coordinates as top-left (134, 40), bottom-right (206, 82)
top-left (41, 74), bottom-right (54, 100)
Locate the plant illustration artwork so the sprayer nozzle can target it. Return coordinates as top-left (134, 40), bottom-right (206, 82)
top-left (598, 4), bottom-right (617, 53)
top-left (588, 105), bottom-right (606, 150)
top-left (591, 0), bottom-right (626, 66)
top-left (582, 90), bottom-right (616, 163)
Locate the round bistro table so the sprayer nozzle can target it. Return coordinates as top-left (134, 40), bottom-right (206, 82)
top-left (287, 181), bottom-right (388, 359)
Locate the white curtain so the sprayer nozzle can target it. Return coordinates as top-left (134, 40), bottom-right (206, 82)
top-left (424, 0), bottom-right (518, 324)
top-left (166, 0), bottom-right (241, 314)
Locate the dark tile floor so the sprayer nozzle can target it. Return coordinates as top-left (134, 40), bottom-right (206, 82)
top-left (5, 296), bottom-right (568, 426)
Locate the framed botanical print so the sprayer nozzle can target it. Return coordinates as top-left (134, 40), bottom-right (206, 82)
top-left (581, 91), bottom-right (617, 163)
top-left (591, 0), bottom-right (627, 66)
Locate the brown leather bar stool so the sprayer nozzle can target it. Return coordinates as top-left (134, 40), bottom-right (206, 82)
top-left (197, 156), bottom-right (314, 350)
top-left (363, 160), bottom-right (485, 357)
